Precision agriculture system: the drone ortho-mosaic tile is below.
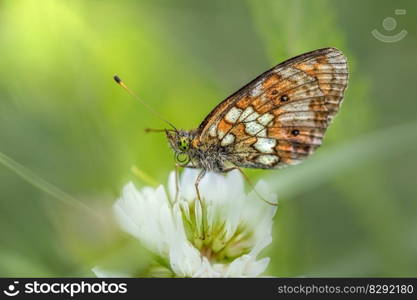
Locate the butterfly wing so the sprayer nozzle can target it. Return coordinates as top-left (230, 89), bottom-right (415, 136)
top-left (195, 47), bottom-right (348, 169)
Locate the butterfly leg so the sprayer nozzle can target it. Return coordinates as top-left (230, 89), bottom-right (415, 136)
top-left (175, 165), bottom-right (207, 238)
top-left (174, 163), bottom-right (182, 203)
top-left (173, 162), bottom-right (199, 202)
top-left (174, 164), bottom-right (205, 204)
top-left (194, 169), bottom-right (207, 239)
top-left (194, 169), bottom-right (206, 206)
top-left (224, 167), bottom-right (277, 206)
top-left (173, 163), bottom-right (206, 206)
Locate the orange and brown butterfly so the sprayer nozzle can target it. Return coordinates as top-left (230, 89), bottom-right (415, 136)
top-left (115, 47), bottom-right (348, 199)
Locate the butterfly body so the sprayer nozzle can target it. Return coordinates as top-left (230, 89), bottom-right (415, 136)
top-left (167, 129), bottom-right (233, 172)
top-left (166, 47), bottom-right (348, 174)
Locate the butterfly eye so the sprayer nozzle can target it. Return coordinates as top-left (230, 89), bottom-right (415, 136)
top-left (177, 137), bottom-right (190, 151)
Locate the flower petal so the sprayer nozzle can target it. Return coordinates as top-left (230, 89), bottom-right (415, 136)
top-left (92, 267), bottom-right (130, 278)
top-left (111, 169), bottom-right (277, 278)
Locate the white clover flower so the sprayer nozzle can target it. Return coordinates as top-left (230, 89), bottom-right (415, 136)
top-left (96, 169), bottom-right (277, 278)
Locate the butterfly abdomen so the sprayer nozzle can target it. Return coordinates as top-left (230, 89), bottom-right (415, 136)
top-left (190, 140), bottom-right (233, 173)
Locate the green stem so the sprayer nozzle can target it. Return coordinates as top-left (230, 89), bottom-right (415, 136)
top-left (0, 151), bottom-right (100, 219)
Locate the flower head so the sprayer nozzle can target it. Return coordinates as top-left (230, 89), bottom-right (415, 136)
top-left (101, 169), bottom-right (277, 277)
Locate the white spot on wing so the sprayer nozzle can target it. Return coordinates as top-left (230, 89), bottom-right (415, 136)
top-left (257, 155), bottom-right (279, 166)
top-left (245, 121), bottom-right (264, 136)
top-left (254, 138), bottom-right (276, 153)
top-left (257, 113), bottom-right (274, 126)
top-left (245, 110), bottom-right (260, 122)
top-left (221, 133), bottom-right (235, 147)
top-left (239, 106), bottom-right (254, 122)
top-left (256, 128), bottom-right (267, 137)
top-left (224, 107), bottom-right (242, 124)
top-left (218, 128), bottom-right (226, 139)
top-left (209, 121), bottom-right (218, 137)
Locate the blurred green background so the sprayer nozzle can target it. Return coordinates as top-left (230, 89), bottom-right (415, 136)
top-left (0, 0), bottom-right (416, 277)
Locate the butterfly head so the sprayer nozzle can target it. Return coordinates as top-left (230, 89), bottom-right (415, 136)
top-left (166, 130), bottom-right (195, 164)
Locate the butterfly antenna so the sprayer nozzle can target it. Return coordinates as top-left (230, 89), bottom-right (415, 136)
top-left (113, 75), bottom-right (177, 131)
top-left (144, 128), bottom-right (172, 133)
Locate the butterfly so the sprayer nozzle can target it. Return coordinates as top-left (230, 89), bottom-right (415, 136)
top-left (115, 47), bottom-right (348, 202)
